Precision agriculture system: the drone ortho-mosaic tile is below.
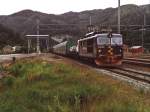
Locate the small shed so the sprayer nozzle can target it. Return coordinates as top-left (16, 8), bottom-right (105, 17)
top-left (2, 45), bottom-right (13, 54)
top-left (129, 46), bottom-right (144, 54)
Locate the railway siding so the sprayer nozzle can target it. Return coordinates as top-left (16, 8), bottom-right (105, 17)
top-left (95, 68), bottom-right (150, 91)
top-left (123, 58), bottom-right (150, 67)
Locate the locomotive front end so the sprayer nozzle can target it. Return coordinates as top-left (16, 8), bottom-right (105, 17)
top-left (95, 33), bottom-right (123, 66)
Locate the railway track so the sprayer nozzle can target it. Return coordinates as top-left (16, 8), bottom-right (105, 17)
top-left (139, 55), bottom-right (150, 59)
top-left (49, 54), bottom-right (150, 90)
top-left (123, 58), bottom-right (150, 67)
top-left (140, 56), bottom-right (150, 59)
top-left (66, 55), bottom-right (150, 86)
top-left (105, 67), bottom-right (150, 85)
top-left (65, 55), bottom-right (150, 85)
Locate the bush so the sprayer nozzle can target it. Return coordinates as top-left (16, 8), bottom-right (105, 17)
top-left (9, 63), bottom-right (22, 76)
top-left (2, 76), bottom-right (15, 87)
top-left (0, 64), bottom-right (4, 72)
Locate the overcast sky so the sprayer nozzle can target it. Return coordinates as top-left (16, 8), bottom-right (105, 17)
top-left (0, 0), bottom-right (149, 15)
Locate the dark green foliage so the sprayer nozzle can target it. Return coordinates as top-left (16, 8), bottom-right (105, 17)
top-left (0, 24), bottom-right (23, 49)
top-left (1, 76), bottom-right (15, 87)
top-left (0, 64), bottom-right (4, 72)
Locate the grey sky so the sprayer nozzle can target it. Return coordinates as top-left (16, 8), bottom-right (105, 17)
top-left (0, 0), bottom-right (149, 15)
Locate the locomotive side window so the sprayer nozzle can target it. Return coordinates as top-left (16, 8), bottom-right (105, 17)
top-left (97, 36), bottom-right (110, 45)
top-left (80, 41), bottom-right (83, 47)
top-left (80, 41), bottom-right (86, 47)
top-left (87, 38), bottom-right (93, 53)
top-left (80, 40), bottom-right (87, 52)
top-left (81, 40), bottom-right (87, 47)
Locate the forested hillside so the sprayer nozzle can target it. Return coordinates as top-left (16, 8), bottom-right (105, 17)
top-left (0, 4), bottom-right (150, 49)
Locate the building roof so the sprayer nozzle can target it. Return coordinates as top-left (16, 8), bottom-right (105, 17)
top-left (130, 46), bottom-right (143, 49)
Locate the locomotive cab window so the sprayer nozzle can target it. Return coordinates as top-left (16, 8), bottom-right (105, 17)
top-left (97, 36), bottom-right (110, 45)
top-left (87, 38), bottom-right (93, 53)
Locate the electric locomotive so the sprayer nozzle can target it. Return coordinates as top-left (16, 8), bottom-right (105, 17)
top-left (78, 32), bottom-right (123, 66)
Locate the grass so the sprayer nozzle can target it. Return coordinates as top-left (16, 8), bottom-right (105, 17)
top-left (0, 57), bottom-right (150, 112)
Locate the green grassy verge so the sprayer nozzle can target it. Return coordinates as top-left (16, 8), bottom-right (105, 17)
top-left (0, 58), bottom-right (150, 112)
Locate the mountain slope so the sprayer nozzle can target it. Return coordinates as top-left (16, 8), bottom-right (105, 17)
top-left (0, 4), bottom-right (150, 48)
top-left (0, 24), bottom-right (22, 49)
top-left (0, 4), bottom-right (150, 35)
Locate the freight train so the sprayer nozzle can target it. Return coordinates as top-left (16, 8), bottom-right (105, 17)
top-left (53, 32), bottom-right (123, 66)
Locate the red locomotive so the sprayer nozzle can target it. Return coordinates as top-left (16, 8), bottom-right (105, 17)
top-left (77, 32), bottom-right (123, 66)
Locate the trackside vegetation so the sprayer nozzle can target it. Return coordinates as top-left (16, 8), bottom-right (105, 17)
top-left (0, 57), bottom-right (150, 112)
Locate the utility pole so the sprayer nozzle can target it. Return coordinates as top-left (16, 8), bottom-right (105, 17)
top-left (118, 0), bottom-right (121, 33)
top-left (141, 25), bottom-right (144, 48)
top-left (27, 39), bottom-right (31, 54)
top-left (89, 16), bottom-right (92, 25)
top-left (141, 6), bottom-right (147, 48)
top-left (36, 19), bottom-right (40, 54)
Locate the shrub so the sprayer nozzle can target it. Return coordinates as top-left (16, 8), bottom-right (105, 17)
top-left (2, 76), bottom-right (15, 87)
top-left (0, 64), bottom-right (4, 72)
top-left (9, 63), bottom-right (22, 76)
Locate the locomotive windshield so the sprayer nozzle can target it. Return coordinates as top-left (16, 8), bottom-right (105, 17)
top-left (97, 34), bottom-right (122, 45)
top-left (111, 35), bottom-right (123, 45)
top-left (97, 36), bottom-right (110, 45)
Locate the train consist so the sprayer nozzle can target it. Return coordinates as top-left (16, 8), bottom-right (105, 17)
top-left (53, 32), bottom-right (123, 66)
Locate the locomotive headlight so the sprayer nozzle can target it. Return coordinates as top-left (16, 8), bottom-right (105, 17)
top-left (120, 49), bottom-right (122, 52)
top-left (98, 49), bottom-right (101, 53)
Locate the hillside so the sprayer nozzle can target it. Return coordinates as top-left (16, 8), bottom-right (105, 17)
top-left (0, 5), bottom-right (150, 32)
top-left (0, 4), bottom-right (150, 48)
top-left (0, 24), bottom-right (23, 49)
